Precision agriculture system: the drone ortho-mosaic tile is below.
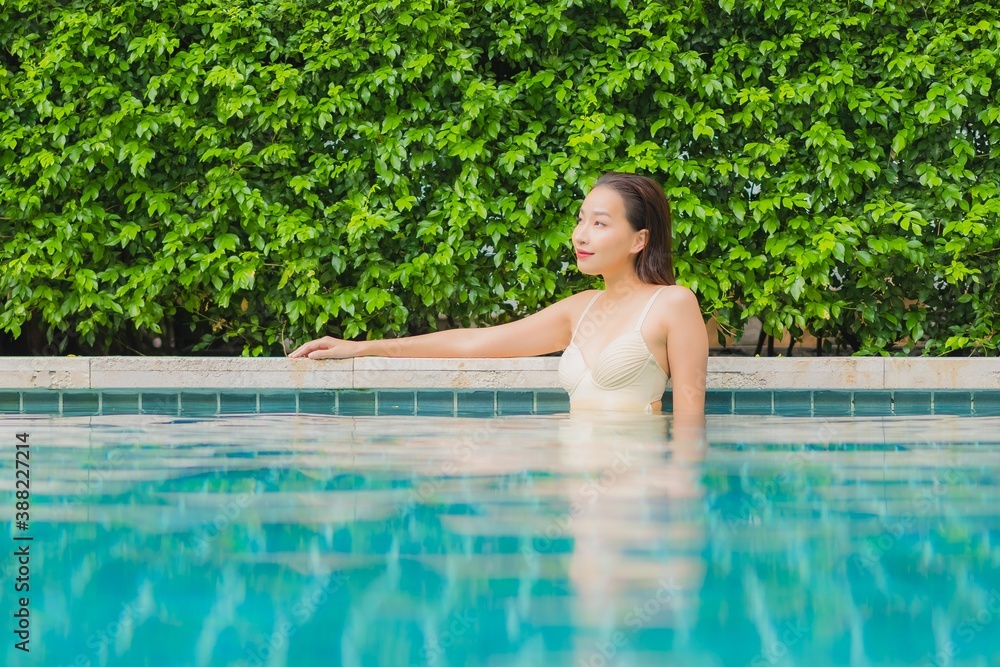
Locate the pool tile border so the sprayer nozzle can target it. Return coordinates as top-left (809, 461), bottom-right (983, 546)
top-left (2, 389), bottom-right (998, 417)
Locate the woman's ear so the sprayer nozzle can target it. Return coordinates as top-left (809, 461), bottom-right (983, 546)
top-left (631, 229), bottom-right (649, 254)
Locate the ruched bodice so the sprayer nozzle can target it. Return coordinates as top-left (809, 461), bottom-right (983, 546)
top-left (558, 287), bottom-right (669, 414)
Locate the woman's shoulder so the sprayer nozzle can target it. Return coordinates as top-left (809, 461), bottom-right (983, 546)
top-left (536, 289), bottom-right (601, 320)
top-left (557, 289), bottom-right (603, 323)
top-left (651, 284), bottom-right (703, 329)
top-left (657, 283), bottom-right (699, 305)
top-left (560, 288), bottom-right (602, 305)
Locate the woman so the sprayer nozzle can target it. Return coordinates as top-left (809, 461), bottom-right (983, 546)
top-left (289, 172), bottom-right (709, 415)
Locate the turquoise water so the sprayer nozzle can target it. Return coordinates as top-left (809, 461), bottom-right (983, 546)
top-left (2, 411), bottom-right (999, 667)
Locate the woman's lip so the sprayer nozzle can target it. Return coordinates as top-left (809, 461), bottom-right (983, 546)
top-left (576, 250), bottom-right (594, 257)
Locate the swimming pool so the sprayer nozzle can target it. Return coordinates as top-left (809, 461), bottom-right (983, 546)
top-left (2, 402), bottom-right (999, 666)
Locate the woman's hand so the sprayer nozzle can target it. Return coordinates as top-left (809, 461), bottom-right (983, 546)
top-left (287, 336), bottom-right (365, 359)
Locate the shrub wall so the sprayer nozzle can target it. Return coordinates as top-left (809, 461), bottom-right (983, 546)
top-left (2, 0), bottom-right (999, 355)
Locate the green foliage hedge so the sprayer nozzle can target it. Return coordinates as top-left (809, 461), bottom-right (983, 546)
top-left (2, 0), bottom-right (999, 356)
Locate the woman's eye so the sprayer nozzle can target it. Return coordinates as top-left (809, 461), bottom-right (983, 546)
top-left (595, 221), bottom-right (605, 227)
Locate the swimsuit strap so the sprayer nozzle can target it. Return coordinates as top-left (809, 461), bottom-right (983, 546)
top-left (570, 291), bottom-right (603, 344)
top-left (634, 286), bottom-right (667, 331)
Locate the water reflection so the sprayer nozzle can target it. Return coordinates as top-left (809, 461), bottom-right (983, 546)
top-left (553, 413), bottom-right (708, 666)
top-left (0, 414), bottom-right (998, 667)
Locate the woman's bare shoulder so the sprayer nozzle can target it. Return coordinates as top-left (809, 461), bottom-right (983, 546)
top-left (659, 284), bottom-right (700, 306)
top-left (572, 288), bottom-right (603, 300)
top-left (650, 284), bottom-right (703, 330)
top-left (563, 288), bottom-right (601, 310)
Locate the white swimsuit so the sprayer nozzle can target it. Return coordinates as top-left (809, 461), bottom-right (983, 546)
top-left (558, 287), bottom-right (669, 414)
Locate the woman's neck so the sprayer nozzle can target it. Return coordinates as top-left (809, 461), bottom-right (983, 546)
top-left (600, 269), bottom-right (649, 303)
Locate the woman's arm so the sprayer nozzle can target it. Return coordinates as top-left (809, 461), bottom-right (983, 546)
top-left (289, 292), bottom-right (590, 359)
top-left (663, 287), bottom-right (709, 415)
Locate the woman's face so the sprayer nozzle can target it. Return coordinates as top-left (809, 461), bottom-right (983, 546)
top-left (571, 185), bottom-right (647, 276)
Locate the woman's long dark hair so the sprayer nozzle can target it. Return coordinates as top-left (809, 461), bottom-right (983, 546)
top-left (592, 172), bottom-right (675, 285)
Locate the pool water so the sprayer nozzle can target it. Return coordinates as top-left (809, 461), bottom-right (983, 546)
top-left (2, 412), bottom-right (999, 667)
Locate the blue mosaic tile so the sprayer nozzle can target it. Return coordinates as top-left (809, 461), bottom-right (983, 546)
top-left (101, 392), bottom-right (139, 415)
top-left (773, 391), bottom-right (812, 416)
top-left (893, 391), bottom-right (931, 415)
top-left (813, 390), bottom-right (853, 416)
top-left (933, 391), bottom-right (972, 416)
top-left (377, 391), bottom-right (415, 416)
top-left (141, 393), bottom-right (179, 415)
top-left (298, 391), bottom-right (336, 415)
top-left (705, 391), bottom-right (733, 415)
top-left (259, 392), bottom-right (297, 413)
top-left (337, 390), bottom-right (376, 416)
top-left (534, 390), bottom-right (569, 415)
top-left (0, 392), bottom-right (21, 413)
top-left (62, 392), bottom-right (100, 416)
top-left (416, 391), bottom-right (455, 416)
top-left (733, 391), bottom-right (772, 415)
top-left (0, 386), bottom-right (961, 420)
top-left (973, 390), bottom-right (1000, 416)
top-left (457, 390), bottom-right (496, 416)
top-left (180, 392), bottom-right (219, 416)
top-left (23, 391), bottom-right (59, 415)
top-left (220, 392), bottom-right (258, 414)
top-left (853, 391), bottom-right (892, 416)
top-left (497, 391), bottom-right (533, 416)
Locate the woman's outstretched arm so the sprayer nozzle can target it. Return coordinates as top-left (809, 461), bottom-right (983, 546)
top-left (288, 292), bottom-right (590, 360)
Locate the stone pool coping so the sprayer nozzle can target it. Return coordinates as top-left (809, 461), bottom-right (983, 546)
top-left (1, 356), bottom-right (998, 390)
